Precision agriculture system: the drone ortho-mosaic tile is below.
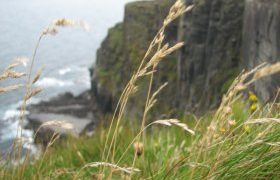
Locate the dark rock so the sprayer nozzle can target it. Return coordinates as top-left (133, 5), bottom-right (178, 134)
top-left (178, 0), bottom-right (245, 112)
top-left (27, 91), bottom-right (96, 118)
top-left (242, 0), bottom-right (280, 102)
top-left (26, 91), bottom-right (100, 146)
top-left (27, 113), bottom-right (92, 147)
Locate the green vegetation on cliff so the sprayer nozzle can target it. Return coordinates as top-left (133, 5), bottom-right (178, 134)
top-left (93, 0), bottom-right (247, 116)
top-left (94, 0), bottom-right (179, 116)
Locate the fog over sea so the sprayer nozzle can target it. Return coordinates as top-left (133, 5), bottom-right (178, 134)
top-left (0, 0), bottom-right (133, 155)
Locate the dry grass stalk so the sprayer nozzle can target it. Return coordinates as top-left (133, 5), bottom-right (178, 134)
top-left (252, 62), bottom-right (280, 82)
top-left (245, 118), bottom-right (280, 124)
top-left (152, 119), bottom-right (195, 135)
top-left (6, 62), bottom-right (21, 70)
top-left (25, 88), bottom-right (43, 100)
top-left (116, 118), bottom-right (195, 165)
top-left (43, 18), bottom-right (90, 36)
top-left (101, 1), bottom-right (194, 171)
top-left (6, 57), bottom-right (29, 69)
top-left (207, 63), bottom-right (270, 132)
top-left (0, 70), bottom-right (26, 80)
top-left (32, 69), bottom-right (42, 84)
top-left (83, 162), bottom-right (140, 174)
top-left (40, 120), bottom-right (74, 130)
top-left (47, 133), bottom-right (60, 147)
top-left (248, 140), bottom-right (280, 147)
top-left (0, 57), bottom-right (28, 82)
top-left (135, 0), bottom-right (190, 156)
top-left (14, 18), bottom-right (89, 163)
top-left (42, 26), bottom-right (58, 36)
top-left (0, 84), bottom-right (23, 93)
top-left (187, 62), bottom-right (280, 178)
top-left (53, 19), bottom-right (90, 30)
top-left (150, 82), bottom-right (168, 100)
top-left (139, 70), bottom-right (157, 77)
top-left (145, 82), bottom-right (168, 112)
top-left (265, 142), bottom-right (280, 146)
top-left (51, 168), bottom-right (76, 178)
top-left (135, 0), bottom-right (192, 142)
top-left (36, 132), bottom-right (61, 172)
top-left (164, 1), bottom-right (192, 26)
top-left (146, 42), bottom-right (184, 68)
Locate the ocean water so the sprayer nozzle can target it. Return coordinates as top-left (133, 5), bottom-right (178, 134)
top-left (0, 0), bottom-right (133, 155)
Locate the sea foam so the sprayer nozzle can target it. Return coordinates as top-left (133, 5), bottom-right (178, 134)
top-left (35, 77), bottom-right (74, 88)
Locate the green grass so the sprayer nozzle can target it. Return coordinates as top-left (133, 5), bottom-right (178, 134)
top-left (2, 100), bottom-right (279, 179)
top-left (17, 119), bottom-right (195, 179)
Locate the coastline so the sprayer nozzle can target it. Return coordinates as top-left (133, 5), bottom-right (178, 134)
top-left (25, 90), bottom-right (100, 146)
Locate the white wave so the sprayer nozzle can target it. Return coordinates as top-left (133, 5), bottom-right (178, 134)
top-left (2, 97), bottom-right (40, 121)
top-left (35, 77), bottom-right (74, 88)
top-left (3, 109), bottom-right (21, 121)
top-left (58, 67), bottom-right (72, 75)
top-left (3, 109), bottom-right (30, 121)
top-left (73, 78), bottom-right (91, 87)
top-left (0, 120), bottom-right (32, 141)
top-left (13, 98), bottom-right (40, 108)
top-left (0, 121), bottom-right (37, 160)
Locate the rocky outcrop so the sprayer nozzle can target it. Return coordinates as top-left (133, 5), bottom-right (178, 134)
top-left (26, 91), bottom-right (98, 146)
top-left (242, 0), bottom-right (280, 102)
top-left (92, 0), bottom-right (280, 116)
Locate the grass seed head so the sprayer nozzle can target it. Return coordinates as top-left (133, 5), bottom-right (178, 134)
top-left (133, 142), bottom-right (144, 157)
top-left (25, 88), bottom-right (43, 100)
top-left (253, 62), bottom-right (280, 81)
top-left (228, 120), bottom-right (236, 127)
top-left (0, 84), bottom-right (23, 93)
top-left (41, 120), bottom-right (74, 130)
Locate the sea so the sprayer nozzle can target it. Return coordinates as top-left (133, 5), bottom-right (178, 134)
top-left (0, 0), bottom-right (133, 156)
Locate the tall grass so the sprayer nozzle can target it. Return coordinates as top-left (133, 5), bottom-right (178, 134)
top-left (0, 18), bottom-right (89, 179)
top-left (0, 0), bottom-right (280, 179)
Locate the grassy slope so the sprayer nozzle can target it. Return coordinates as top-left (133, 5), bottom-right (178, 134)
top-left (3, 100), bottom-right (278, 179)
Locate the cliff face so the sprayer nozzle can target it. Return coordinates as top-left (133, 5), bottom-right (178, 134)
top-left (93, 0), bottom-right (177, 114)
top-left (242, 0), bottom-right (280, 102)
top-left (92, 0), bottom-right (280, 116)
top-left (178, 0), bottom-right (244, 112)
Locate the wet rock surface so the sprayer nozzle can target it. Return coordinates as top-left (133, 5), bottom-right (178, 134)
top-left (26, 91), bottom-right (99, 146)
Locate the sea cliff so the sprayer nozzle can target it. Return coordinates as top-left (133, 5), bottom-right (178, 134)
top-left (91, 0), bottom-right (279, 117)
top-left (27, 0), bottom-right (280, 139)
